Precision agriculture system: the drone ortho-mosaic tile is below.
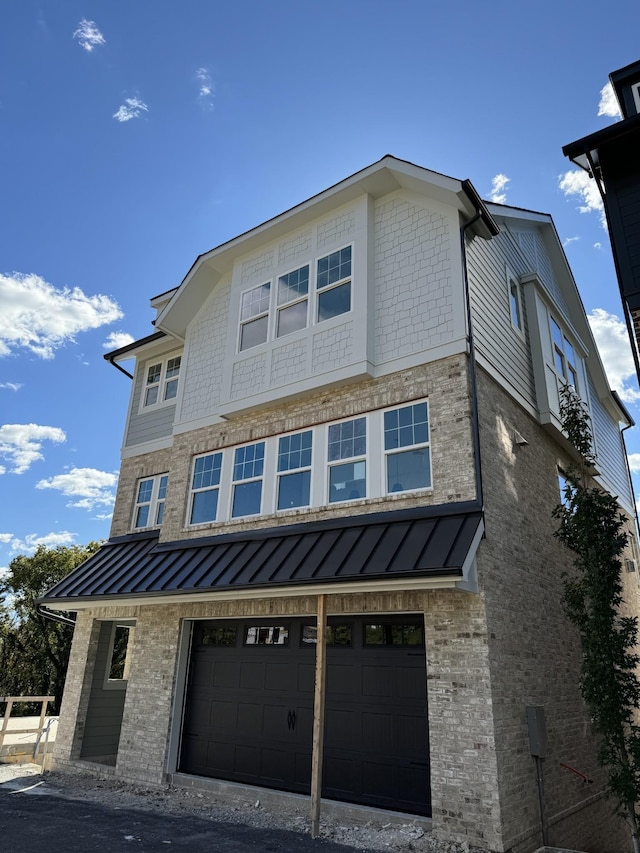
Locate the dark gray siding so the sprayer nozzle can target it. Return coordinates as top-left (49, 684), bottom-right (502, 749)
top-left (467, 231), bottom-right (536, 407)
top-left (80, 621), bottom-right (127, 761)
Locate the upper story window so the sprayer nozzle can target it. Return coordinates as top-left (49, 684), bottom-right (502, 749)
top-left (240, 283), bottom-right (271, 351)
top-left (277, 430), bottom-right (312, 510)
top-left (189, 452), bottom-right (223, 525)
top-left (317, 246), bottom-right (352, 322)
top-left (508, 271), bottom-right (523, 332)
top-left (184, 400), bottom-right (432, 528)
top-left (384, 402), bottom-right (431, 493)
top-left (142, 355), bottom-right (181, 408)
top-left (133, 474), bottom-right (168, 529)
top-left (238, 245), bottom-right (352, 352)
top-left (277, 266), bottom-right (309, 338)
top-left (550, 317), bottom-right (578, 388)
top-left (232, 441), bottom-right (265, 517)
top-left (328, 416), bottom-right (366, 503)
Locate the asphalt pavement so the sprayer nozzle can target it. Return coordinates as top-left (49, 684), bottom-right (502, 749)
top-left (0, 768), bottom-right (360, 853)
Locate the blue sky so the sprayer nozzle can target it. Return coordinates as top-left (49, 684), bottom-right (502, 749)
top-left (1, 0), bottom-right (640, 575)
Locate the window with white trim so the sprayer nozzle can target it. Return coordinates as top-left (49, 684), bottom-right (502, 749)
top-left (236, 245), bottom-right (352, 352)
top-left (239, 283), bottom-right (271, 351)
top-left (317, 246), bottom-right (351, 322)
top-left (550, 317), bottom-right (578, 388)
top-left (142, 355), bottom-right (181, 408)
top-left (232, 441), bottom-right (265, 517)
top-left (277, 265), bottom-right (309, 338)
top-left (508, 272), bottom-right (523, 331)
top-left (133, 474), bottom-right (168, 529)
top-left (384, 402), bottom-right (431, 493)
top-left (189, 452), bottom-right (223, 524)
top-left (277, 430), bottom-right (312, 510)
top-left (328, 416), bottom-right (366, 503)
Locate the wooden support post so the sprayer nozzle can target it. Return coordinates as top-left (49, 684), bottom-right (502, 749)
top-left (310, 594), bottom-right (327, 839)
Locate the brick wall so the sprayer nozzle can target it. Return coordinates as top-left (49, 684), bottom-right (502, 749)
top-left (476, 367), bottom-right (629, 853)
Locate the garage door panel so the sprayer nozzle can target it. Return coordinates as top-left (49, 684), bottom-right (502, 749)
top-left (395, 664), bottom-right (427, 699)
top-left (212, 660), bottom-right (239, 689)
top-left (296, 663), bottom-right (315, 693)
top-left (327, 663), bottom-right (358, 695)
top-left (361, 664), bottom-right (392, 697)
top-left (362, 711), bottom-right (394, 751)
top-left (239, 661), bottom-right (265, 689)
top-left (190, 656), bottom-right (214, 688)
top-left (324, 754), bottom-right (359, 797)
top-left (237, 701), bottom-right (264, 734)
top-left (265, 662), bottom-right (298, 692)
top-left (209, 699), bottom-right (236, 730)
top-left (396, 713), bottom-right (429, 755)
top-left (325, 708), bottom-right (357, 749)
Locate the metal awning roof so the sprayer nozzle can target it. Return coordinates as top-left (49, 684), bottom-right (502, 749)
top-left (41, 502), bottom-right (484, 607)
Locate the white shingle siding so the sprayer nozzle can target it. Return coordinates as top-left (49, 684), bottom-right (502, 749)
top-left (317, 209), bottom-right (356, 249)
top-left (374, 197), bottom-right (453, 364)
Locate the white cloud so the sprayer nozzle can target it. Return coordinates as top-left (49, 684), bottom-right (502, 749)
top-left (103, 331), bottom-right (135, 350)
top-left (628, 453), bottom-right (640, 473)
top-left (488, 174), bottom-right (510, 204)
top-left (36, 467), bottom-right (118, 511)
top-left (563, 236), bottom-right (579, 248)
top-left (113, 97), bottom-right (149, 123)
top-left (73, 19), bottom-right (105, 53)
top-left (0, 272), bottom-right (123, 359)
top-left (558, 169), bottom-right (606, 229)
top-left (195, 67), bottom-right (215, 110)
top-left (0, 424), bottom-right (66, 474)
top-left (594, 242), bottom-right (602, 250)
top-left (598, 83), bottom-right (622, 120)
top-left (0, 382), bottom-right (22, 391)
top-left (0, 531), bottom-right (77, 556)
top-left (588, 308), bottom-right (640, 403)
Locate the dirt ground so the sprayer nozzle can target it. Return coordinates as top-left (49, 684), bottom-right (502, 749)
top-left (1, 763), bottom-right (487, 853)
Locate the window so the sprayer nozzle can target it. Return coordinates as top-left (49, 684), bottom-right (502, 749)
top-left (142, 356), bottom-right (181, 407)
top-left (105, 622), bottom-right (135, 688)
top-left (550, 317), bottom-right (578, 388)
top-left (301, 624), bottom-right (352, 646)
top-left (384, 402), bottom-right (431, 493)
top-left (364, 622), bottom-right (424, 646)
top-left (632, 82), bottom-right (640, 115)
top-left (189, 452), bottom-right (223, 524)
top-left (133, 474), bottom-right (168, 529)
top-left (277, 430), bottom-right (312, 510)
top-left (328, 416), bottom-right (366, 502)
top-left (236, 246), bottom-right (352, 351)
top-left (239, 283), bottom-right (270, 351)
top-left (317, 246), bottom-right (351, 322)
top-left (509, 274), bottom-right (523, 331)
top-left (277, 265), bottom-right (309, 338)
top-left (558, 469), bottom-right (576, 508)
top-left (245, 625), bottom-right (289, 645)
top-left (232, 441), bottom-right (265, 517)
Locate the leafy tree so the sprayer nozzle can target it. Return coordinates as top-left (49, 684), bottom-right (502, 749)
top-left (0, 542), bottom-right (100, 714)
top-left (554, 385), bottom-right (640, 852)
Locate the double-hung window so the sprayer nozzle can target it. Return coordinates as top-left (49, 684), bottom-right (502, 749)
top-left (550, 317), bottom-right (578, 388)
top-left (317, 246), bottom-right (351, 322)
top-left (190, 452), bottom-right (223, 524)
top-left (384, 402), bottom-right (431, 493)
top-left (328, 416), bottom-right (366, 503)
top-left (133, 474), bottom-right (168, 529)
top-left (239, 283), bottom-right (271, 351)
top-left (277, 430), bottom-right (312, 510)
top-left (143, 356), bottom-right (181, 407)
top-left (232, 441), bottom-right (265, 517)
top-left (277, 265), bottom-right (309, 338)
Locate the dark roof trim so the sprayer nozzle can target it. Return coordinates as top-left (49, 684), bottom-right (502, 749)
top-left (40, 502), bottom-right (483, 605)
top-left (612, 390), bottom-right (635, 427)
top-left (460, 179), bottom-right (500, 239)
top-left (562, 112), bottom-right (640, 167)
top-left (103, 330), bottom-right (168, 361)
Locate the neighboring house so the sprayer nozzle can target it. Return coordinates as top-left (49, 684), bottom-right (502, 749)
top-left (42, 156), bottom-right (639, 852)
top-left (563, 58), bottom-right (640, 376)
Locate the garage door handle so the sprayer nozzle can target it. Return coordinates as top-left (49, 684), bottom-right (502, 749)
top-left (287, 709), bottom-right (297, 731)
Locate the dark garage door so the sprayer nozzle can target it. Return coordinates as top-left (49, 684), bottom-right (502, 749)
top-left (179, 616), bottom-right (430, 816)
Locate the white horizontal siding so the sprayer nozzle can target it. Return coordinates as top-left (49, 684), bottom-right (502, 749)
top-left (588, 374), bottom-right (634, 511)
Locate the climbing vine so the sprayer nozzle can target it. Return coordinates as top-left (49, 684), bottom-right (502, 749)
top-left (554, 385), bottom-right (640, 852)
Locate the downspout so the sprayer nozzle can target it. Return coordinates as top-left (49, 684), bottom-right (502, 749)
top-left (105, 354), bottom-right (134, 380)
top-left (35, 602), bottom-right (76, 627)
top-left (459, 182), bottom-right (499, 510)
